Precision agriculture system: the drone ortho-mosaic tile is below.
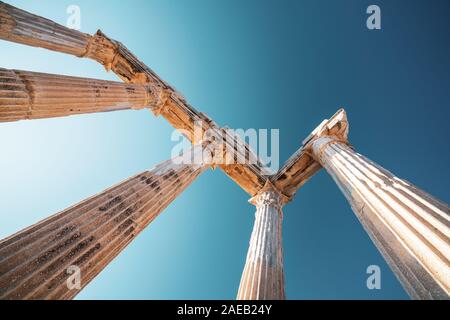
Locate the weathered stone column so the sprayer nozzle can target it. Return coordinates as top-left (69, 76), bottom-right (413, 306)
top-left (306, 110), bottom-right (450, 300)
top-left (0, 144), bottom-right (210, 300)
top-left (0, 68), bottom-right (166, 122)
top-left (0, 1), bottom-right (170, 85)
top-left (0, 1), bottom-right (90, 57)
top-left (237, 182), bottom-right (288, 300)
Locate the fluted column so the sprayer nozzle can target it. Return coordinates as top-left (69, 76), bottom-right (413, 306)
top-left (0, 68), bottom-right (166, 122)
top-left (0, 1), bottom-right (90, 56)
top-left (0, 144), bottom-right (210, 300)
top-left (308, 120), bottom-right (450, 299)
top-left (237, 182), bottom-right (288, 300)
top-left (0, 1), bottom-right (167, 85)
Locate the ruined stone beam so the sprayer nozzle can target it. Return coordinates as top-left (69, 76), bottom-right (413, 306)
top-left (271, 147), bottom-right (321, 199)
top-left (0, 1), bottom-right (269, 196)
top-left (0, 143), bottom-right (210, 300)
top-left (0, 67), bottom-right (167, 122)
top-left (303, 109), bottom-right (450, 300)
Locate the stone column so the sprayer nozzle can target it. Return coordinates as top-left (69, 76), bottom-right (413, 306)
top-left (0, 68), bottom-right (165, 122)
top-left (0, 1), bottom-right (90, 57)
top-left (0, 144), bottom-right (210, 300)
top-left (307, 111), bottom-right (450, 299)
top-left (0, 2), bottom-right (165, 85)
top-left (237, 182), bottom-right (288, 300)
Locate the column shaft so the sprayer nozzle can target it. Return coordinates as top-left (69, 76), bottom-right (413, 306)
top-left (0, 68), bottom-right (162, 122)
top-left (0, 1), bottom-right (90, 56)
top-left (0, 1), bottom-right (169, 86)
top-left (237, 186), bottom-right (286, 300)
top-left (311, 137), bottom-right (450, 299)
top-left (0, 146), bottom-right (209, 300)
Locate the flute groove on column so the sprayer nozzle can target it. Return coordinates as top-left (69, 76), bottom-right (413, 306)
top-left (0, 145), bottom-right (210, 300)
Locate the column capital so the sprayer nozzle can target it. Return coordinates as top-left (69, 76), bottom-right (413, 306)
top-left (249, 180), bottom-right (290, 209)
top-left (146, 84), bottom-right (173, 116)
top-left (303, 108), bottom-right (350, 151)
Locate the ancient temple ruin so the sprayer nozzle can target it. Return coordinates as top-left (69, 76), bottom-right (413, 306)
top-left (0, 2), bottom-right (449, 300)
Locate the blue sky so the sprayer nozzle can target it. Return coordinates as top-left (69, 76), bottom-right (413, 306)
top-left (0, 0), bottom-right (449, 299)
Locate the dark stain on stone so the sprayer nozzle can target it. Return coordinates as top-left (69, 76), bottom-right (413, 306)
top-left (38, 235), bottom-right (94, 277)
top-left (52, 225), bottom-right (76, 241)
top-left (45, 273), bottom-right (64, 291)
top-left (64, 236), bottom-right (95, 261)
top-left (126, 87), bottom-right (136, 94)
top-left (99, 196), bottom-right (122, 212)
top-left (73, 243), bottom-right (101, 265)
top-left (44, 239), bottom-right (100, 292)
top-left (117, 219), bottom-right (134, 233)
top-left (113, 207), bottom-right (135, 224)
top-left (123, 226), bottom-right (135, 237)
top-left (37, 232), bottom-right (82, 265)
top-left (150, 181), bottom-right (160, 189)
top-left (163, 170), bottom-right (176, 180)
top-left (105, 201), bottom-right (127, 218)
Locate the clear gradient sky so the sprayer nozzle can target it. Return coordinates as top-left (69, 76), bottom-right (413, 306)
top-left (0, 0), bottom-right (449, 299)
